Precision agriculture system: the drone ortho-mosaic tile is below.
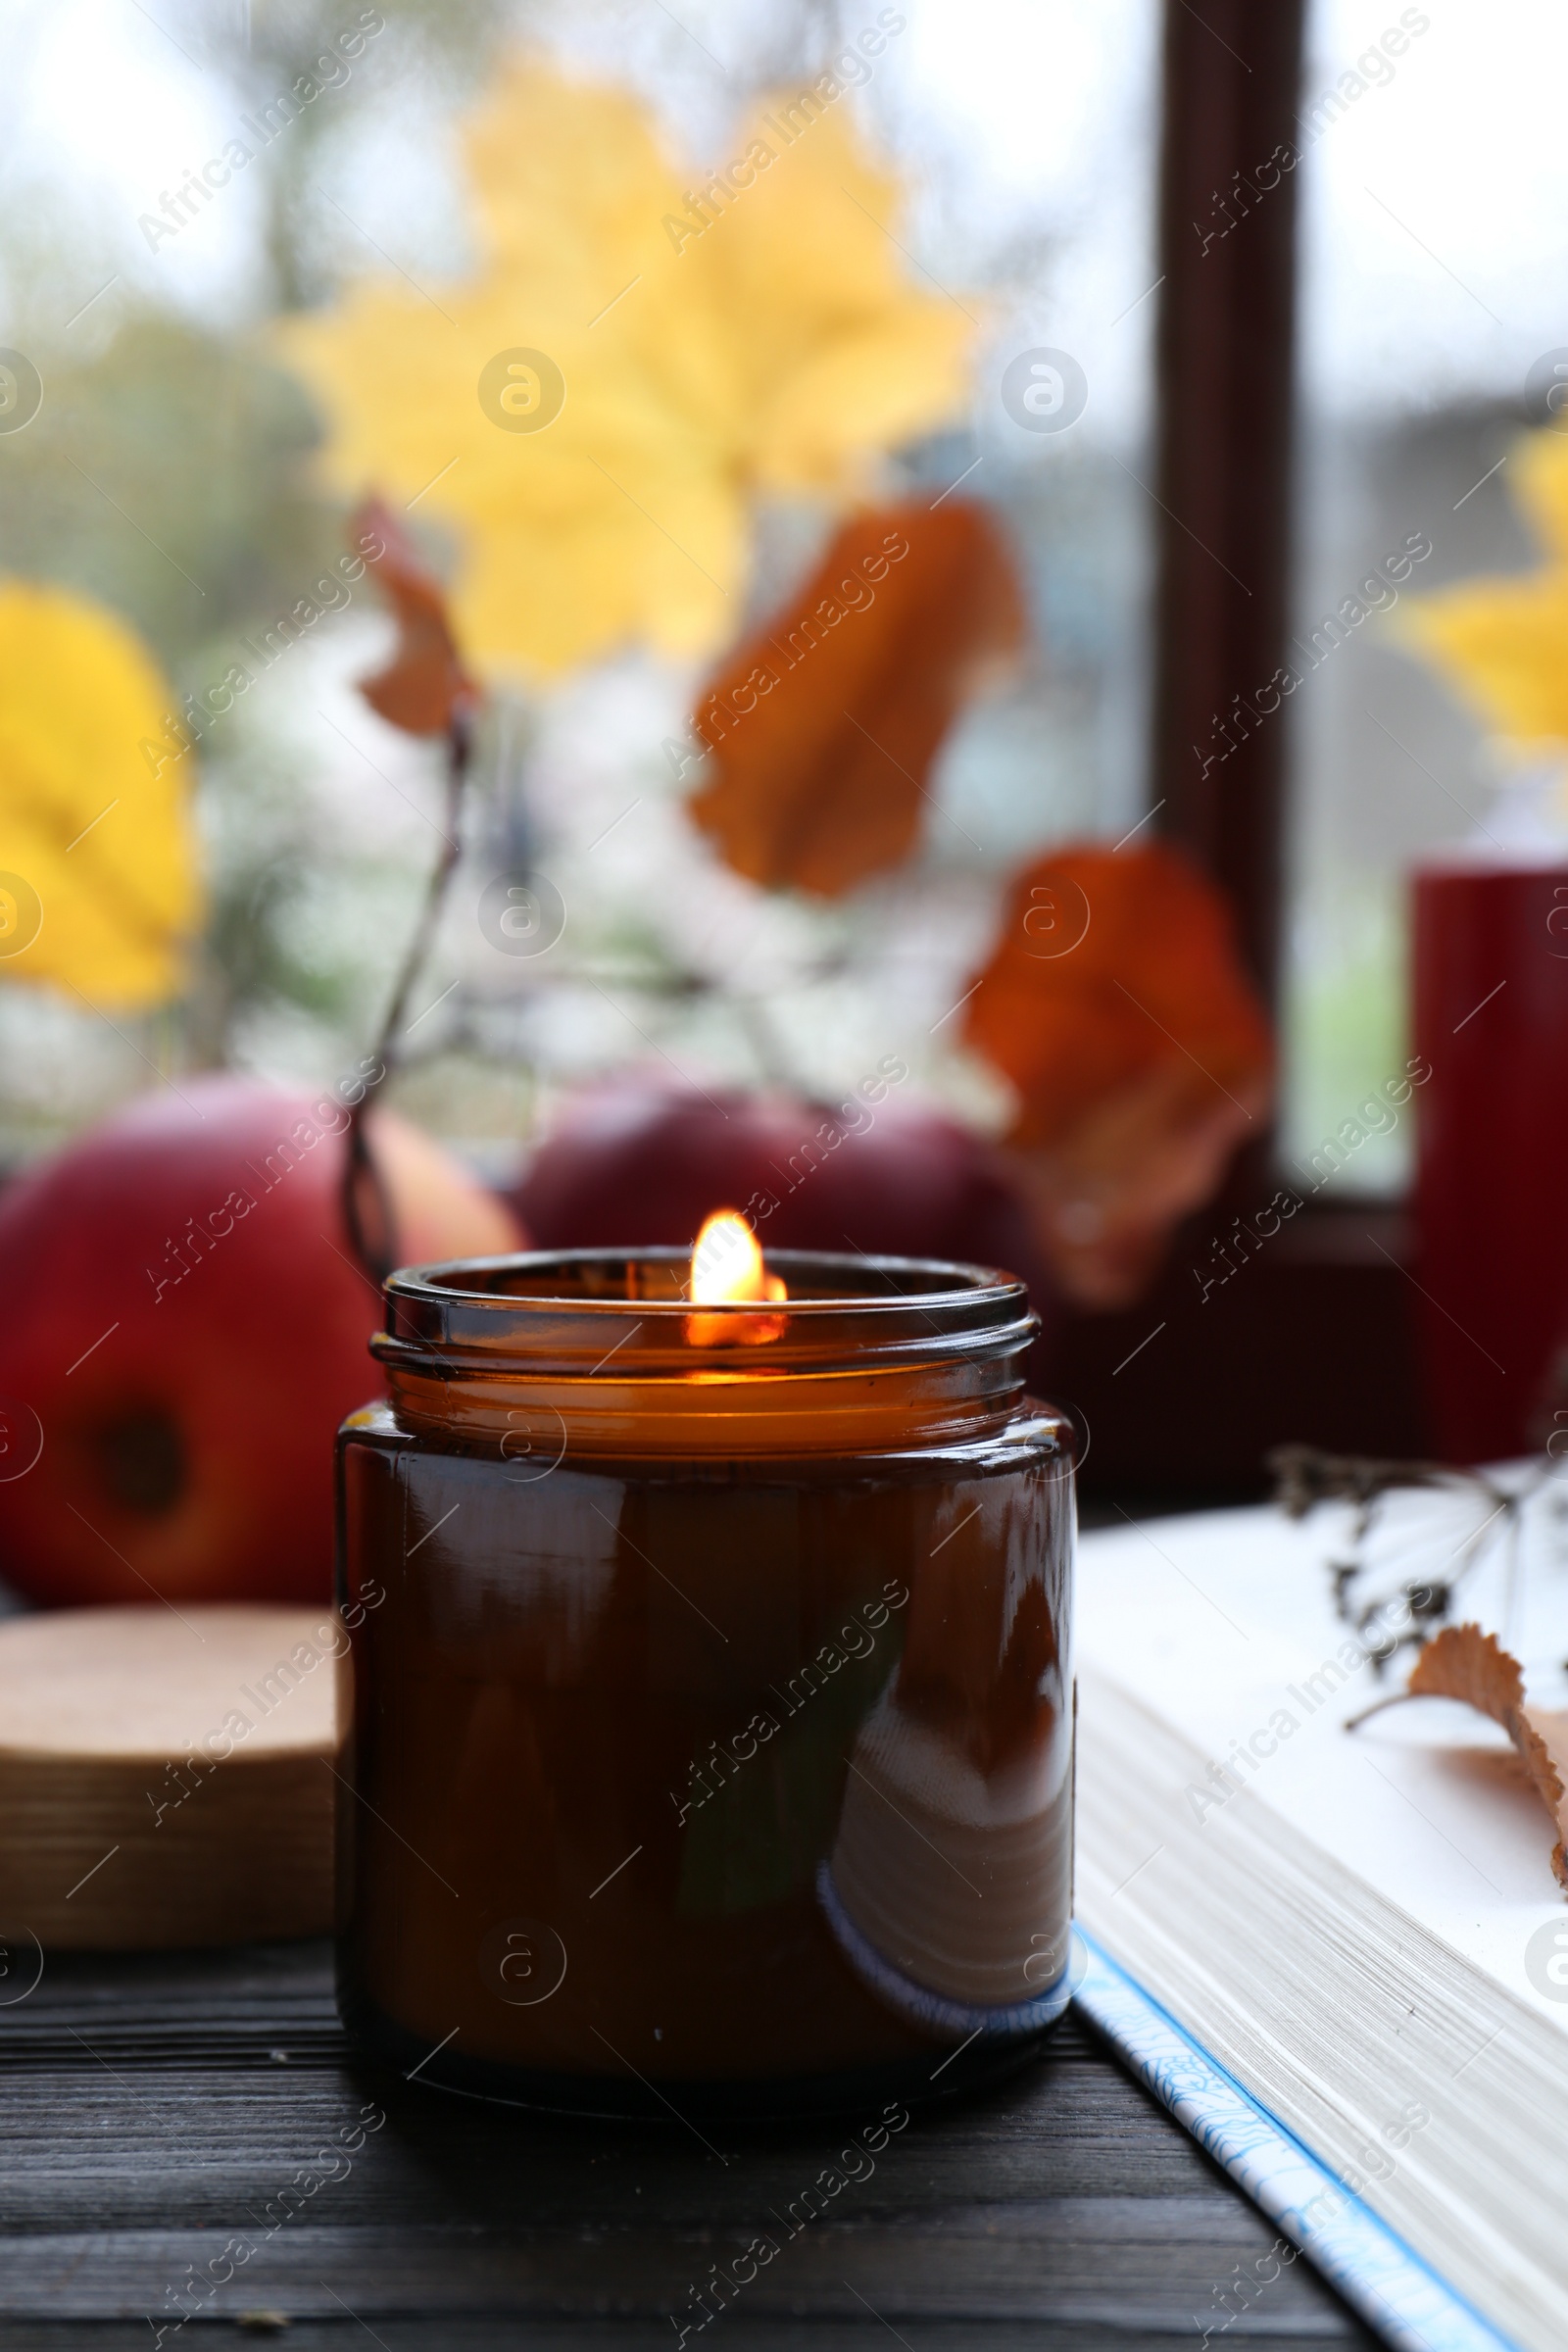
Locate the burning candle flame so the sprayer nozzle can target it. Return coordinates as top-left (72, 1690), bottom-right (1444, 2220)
top-left (691, 1209), bottom-right (787, 1306)
top-left (686, 1209), bottom-right (787, 1345)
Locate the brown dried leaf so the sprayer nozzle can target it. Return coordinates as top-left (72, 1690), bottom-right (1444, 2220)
top-left (1404, 1625), bottom-right (1568, 1892)
top-left (686, 498), bottom-right (1025, 899)
top-left (352, 495), bottom-right (476, 736)
top-left (1407, 1622), bottom-right (1526, 1724)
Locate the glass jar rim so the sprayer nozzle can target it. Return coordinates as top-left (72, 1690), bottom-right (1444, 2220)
top-left (375, 1248), bottom-right (1037, 1381)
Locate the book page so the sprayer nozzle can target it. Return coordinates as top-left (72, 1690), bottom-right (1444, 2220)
top-left (1077, 1482), bottom-right (1568, 2030)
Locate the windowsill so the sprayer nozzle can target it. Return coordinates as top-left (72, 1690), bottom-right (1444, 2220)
top-left (1264, 1198), bottom-right (1411, 1266)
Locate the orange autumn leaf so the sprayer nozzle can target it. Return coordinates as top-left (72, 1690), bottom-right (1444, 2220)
top-left (961, 841), bottom-right (1273, 1308)
top-left (1393, 1624), bottom-right (1568, 1892)
top-left (685, 498), bottom-right (1025, 899)
top-left (352, 497), bottom-right (477, 737)
top-left (963, 841), bottom-right (1272, 1151)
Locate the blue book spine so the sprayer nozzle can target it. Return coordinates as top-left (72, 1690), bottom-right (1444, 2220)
top-left (1073, 1929), bottom-right (1521, 2352)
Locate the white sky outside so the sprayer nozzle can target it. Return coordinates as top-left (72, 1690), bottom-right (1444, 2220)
top-left (1300, 0), bottom-right (1568, 416)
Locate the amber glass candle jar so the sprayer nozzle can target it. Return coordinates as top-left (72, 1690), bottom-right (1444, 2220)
top-left (335, 1248), bottom-right (1074, 2116)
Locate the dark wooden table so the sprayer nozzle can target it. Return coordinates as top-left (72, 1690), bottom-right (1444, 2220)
top-left (0, 1938), bottom-right (1378, 2349)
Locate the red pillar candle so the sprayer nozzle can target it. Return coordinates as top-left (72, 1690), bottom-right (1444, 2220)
top-left (334, 1242), bottom-right (1075, 2116)
top-left (1411, 861), bottom-right (1568, 1461)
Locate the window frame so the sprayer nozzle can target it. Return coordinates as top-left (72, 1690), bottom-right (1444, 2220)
top-left (1052, 0), bottom-right (1428, 1501)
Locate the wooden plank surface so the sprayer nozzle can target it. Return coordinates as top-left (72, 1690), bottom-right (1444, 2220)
top-left (0, 1937), bottom-right (1378, 2348)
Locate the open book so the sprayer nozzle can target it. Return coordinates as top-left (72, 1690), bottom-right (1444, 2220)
top-left (1074, 1484), bottom-right (1568, 2352)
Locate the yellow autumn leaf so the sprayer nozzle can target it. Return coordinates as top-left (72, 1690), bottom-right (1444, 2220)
top-left (0, 581), bottom-right (202, 1008)
top-left (280, 60), bottom-right (974, 680)
top-left (1398, 428), bottom-right (1568, 745)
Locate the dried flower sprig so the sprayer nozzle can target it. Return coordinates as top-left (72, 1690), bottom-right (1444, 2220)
top-left (339, 498), bottom-right (479, 1284)
top-left (1267, 1444), bottom-right (1550, 1676)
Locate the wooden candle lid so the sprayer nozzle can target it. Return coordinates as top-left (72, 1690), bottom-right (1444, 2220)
top-left (0, 1605), bottom-right (340, 1950)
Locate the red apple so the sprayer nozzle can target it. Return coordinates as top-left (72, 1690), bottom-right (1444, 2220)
top-left (0, 1076), bottom-right (521, 1607)
top-left (514, 1077), bottom-right (1054, 1305)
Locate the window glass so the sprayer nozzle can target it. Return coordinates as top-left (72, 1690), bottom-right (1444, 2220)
top-left (0, 0), bottom-right (1158, 1169)
top-left (1286, 0), bottom-right (1568, 1191)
